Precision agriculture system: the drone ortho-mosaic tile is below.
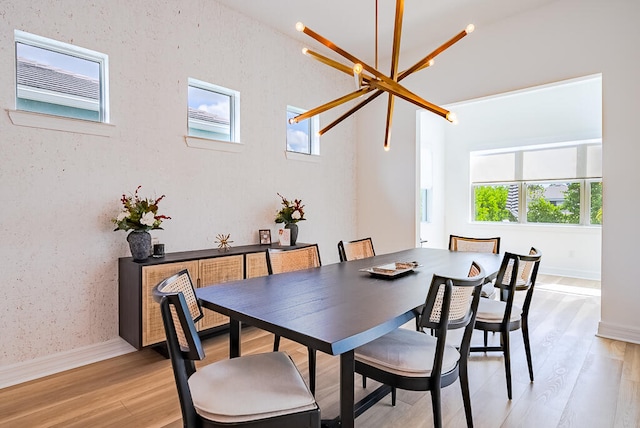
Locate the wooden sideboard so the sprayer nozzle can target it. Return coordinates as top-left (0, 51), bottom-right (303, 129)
top-left (118, 243), bottom-right (309, 350)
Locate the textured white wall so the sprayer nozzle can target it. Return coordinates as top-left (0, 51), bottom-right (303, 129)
top-left (439, 76), bottom-right (602, 279)
top-left (0, 0), bottom-right (356, 366)
top-left (357, 0), bottom-right (640, 342)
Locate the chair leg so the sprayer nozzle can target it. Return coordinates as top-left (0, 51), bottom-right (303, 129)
top-left (273, 335), bottom-right (280, 352)
top-left (502, 331), bottom-right (513, 400)
top-left (522, 318), bottom-right (534, 382)
top-left (460, 362), bottom-right (474, 428)
top-left (362, 375), bottom-right (367, 388)
top-left (483, 330), bottom-right (488, 348)
top-left (391, 386), bottom-right (397, 406)
top-left (307, 347), bottom-right (316, 396)
top-left (431, 386), bottom-right (442, 428)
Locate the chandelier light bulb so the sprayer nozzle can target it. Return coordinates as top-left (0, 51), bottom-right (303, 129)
top-left (296, 22), bottom-right (305, 32)
top-left (288, 117), bottom-right (297, 124)
top-left (446, 112), bottom-right (458, 124)
top-left (353, 63), bottom-right (363, 74)
top-left (428, 59), bottom-right (435, 67)
top-left (466, 24), bottom-right (475, 34)
top-left (302, 47), bottom-right (309, 55)
top-left (384, 144), bottom-right (391, 152)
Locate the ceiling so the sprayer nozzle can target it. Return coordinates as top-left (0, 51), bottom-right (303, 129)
top-left (215, 0), bottom-right (556, 65)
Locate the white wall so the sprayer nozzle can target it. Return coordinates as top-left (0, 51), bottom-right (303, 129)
top-left (357, 0), bottom-right (640, 343)
top-left (428, 76), bottom-right (602, 279)
top-left (0, 0), bottom-right (357, 371)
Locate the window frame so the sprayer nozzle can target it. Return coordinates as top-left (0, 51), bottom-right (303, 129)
top-left (187, 77), bottom-right (241, 144)
top-left (470, 140), bottom-right (602, 227)
top-left (286, 105), bottom-right (320, 157)
top-left (14, 30), bottom-right (110, 123)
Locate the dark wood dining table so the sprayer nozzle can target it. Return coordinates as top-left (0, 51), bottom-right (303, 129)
top-left (196, 247), bottom-right (502, 428)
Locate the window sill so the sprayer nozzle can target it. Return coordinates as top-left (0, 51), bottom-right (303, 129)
top-left (185, 136), bottom-right (244, 153)
top-left (7, 110), bottom-right (114, 137)
top-left (285, 151), bottom-right (320, 163)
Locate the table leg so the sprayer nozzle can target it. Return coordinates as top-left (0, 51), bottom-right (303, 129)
top-left (229, 319), bottom-right (241, 358)
top-left (340, 350), bottom-right (355, 428)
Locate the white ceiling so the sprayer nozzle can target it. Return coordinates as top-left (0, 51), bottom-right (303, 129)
top-left (215, 0), bottom-right (557, 65)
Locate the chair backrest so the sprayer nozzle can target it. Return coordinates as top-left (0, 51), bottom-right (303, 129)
top-left (267, 244), bottom-right (321, 274)
top-left (501, 247), bottom-right (541, 291)
top-left (419, 262), bottom-right (486, 374)
top-left (420, 262), bottom-right (486, 332)
top-left (153, 269), bottom-right (205, 427)
top-left (449, 234), bottom-right (501, 254)
top-left (338, 237), bottom-right (375, 262)
top-left (494, 247), bottom-right (542, 320)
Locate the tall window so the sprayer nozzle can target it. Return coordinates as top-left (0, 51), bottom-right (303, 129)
top-left (188, 78), bottom-right (240, 143)
top-left (15, 30), bottom-right (109, 122)
top-left (286, 106), bottom-right (319, 155)
top-left (471, 141), bottom-right (602, 226)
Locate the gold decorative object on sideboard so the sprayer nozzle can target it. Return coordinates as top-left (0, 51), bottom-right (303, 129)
top-left (119, 243), bottom-right (310, 350)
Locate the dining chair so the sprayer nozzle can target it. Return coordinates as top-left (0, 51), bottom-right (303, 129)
top-left (470, 248), bottom-right (542, 399)
top-left (153, 269), bottom-right (320, 428)
top-left (449, 234), bottom-right (501, 299)
top-left (337, 237), bottom-right (375, 262)
top-left (354, 262), bottom-right (486, 428)
top-left (449, 234), bottom-right (501, 254)
top-left (266, 244), bottom-right (321, 395)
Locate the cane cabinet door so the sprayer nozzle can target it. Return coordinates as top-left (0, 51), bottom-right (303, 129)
top-left (198, 255), bottom-right (244, 329)
top-left (141, 261), bottom-right (199, 347)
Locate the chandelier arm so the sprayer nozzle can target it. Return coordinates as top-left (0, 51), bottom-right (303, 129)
top-left (299, 25), bottom-right (394, 86)
top-left (384, 93), bottom-right (396, 150)
top-left (383, 0), bottom-right (405, 151)
top-left (304, 49), bottom-right (372, 82)
top-left (389, 0), bottom-right (404, 80)
top-left (400, 28), bottom-right (470, 78)
top-left (368, 80), bottom-right (449, 119)
top-left (319, 89), bottom-right (383, 135)
top-left (291, 87), bottom-right (373, 124)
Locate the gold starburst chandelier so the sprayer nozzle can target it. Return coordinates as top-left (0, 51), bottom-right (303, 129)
top-left (289, 0), bottom-right (474, 151)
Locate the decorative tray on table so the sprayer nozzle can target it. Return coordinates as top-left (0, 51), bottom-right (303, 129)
top-left (360, 261), bottom-right (421, 278)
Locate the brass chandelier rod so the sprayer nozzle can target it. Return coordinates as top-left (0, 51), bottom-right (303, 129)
top-left (291, 0), bottom-right (474, 150)
top-left (319, 26), bottom-right (473, 136)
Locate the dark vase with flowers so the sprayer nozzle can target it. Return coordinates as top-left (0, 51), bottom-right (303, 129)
top-left (285, 223), bottom-right (298, 245)
top-left (113, 186), bottom-right (171, 263)
top-left (275, 193), bottom-right (306, 246)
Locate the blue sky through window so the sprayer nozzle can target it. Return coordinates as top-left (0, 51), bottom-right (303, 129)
top-left (188, 86), bottom-right (230, 121)
top-left (16, 43), bottom-right (99, 79)
top-left (286, 109), bottom-right (311, 153)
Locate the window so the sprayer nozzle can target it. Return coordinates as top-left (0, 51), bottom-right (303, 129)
top-left (15, 30), bottom-right (109, 122)
top-left (188, 78), bottom-right (240, 143)
top-left (526, 181), bottom-right (581, 224)
top-left (471, 141), bottom-right (602, 226)
top-left (286, 106), bottom-right (319, 155)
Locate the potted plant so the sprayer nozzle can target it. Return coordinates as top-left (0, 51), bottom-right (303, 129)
top-left (274, 193), bottom-right (306, 245)
top-left (113, 186), bottom-right (171, 261)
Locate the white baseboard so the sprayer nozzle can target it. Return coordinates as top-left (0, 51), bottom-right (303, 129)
top-left (597, 321), bottom-right (640, 345)
top-left (540, 266), bottom-right (600, 281)
top-left (0, 338), bottom-right (137, 389)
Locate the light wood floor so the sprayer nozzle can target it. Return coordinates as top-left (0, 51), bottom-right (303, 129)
top-left (2, 278), bottom-right (639, 428)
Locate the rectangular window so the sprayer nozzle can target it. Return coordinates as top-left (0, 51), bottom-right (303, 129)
top-left (471, 140), bottom-right (601, 226)
top-left (15, 30), bottom-right (109, 122)
top-left (526, 181), bottom-right (580, 224)
top-left (590, 180), bottom-right (603, 225)
top-left (420, 188), bottom-right (429, 222)
top-left (286, 106), bottom-right (319, 155)
top-left (473, 184), bottom-right (519, 223)
top-left (188, 78), bottom-right (240, 143)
